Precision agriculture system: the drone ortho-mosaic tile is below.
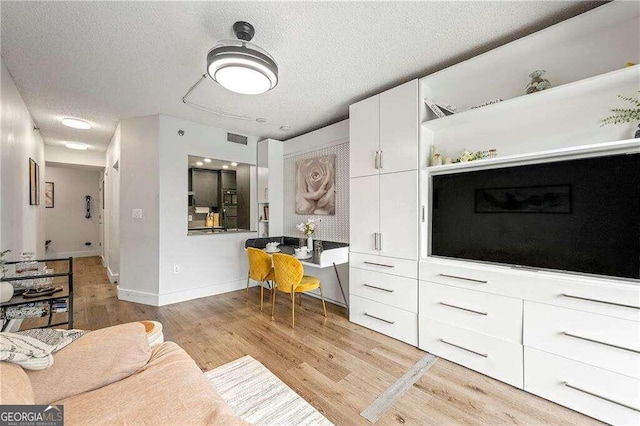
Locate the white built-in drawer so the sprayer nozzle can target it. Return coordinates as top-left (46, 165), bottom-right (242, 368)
top-left (420, 259), bottom-right (640, 321)
top-left (351, 252), bottom-right (417, 279)
top-left (350, 268), bottom-right (417, 313)
top-left (419, 281), bottom-right (523, 343)
top-left (419, 317), bottom-right (523, 388)
top-left (524, 301), bottom-right (640, 379)
top-left (525, 347), bottom-right (640, 425)
top-left (350, 294), bottom-right (417, 345)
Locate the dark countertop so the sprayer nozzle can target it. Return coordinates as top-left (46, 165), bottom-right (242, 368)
top-left (244, 237), bottom-right (349, 266)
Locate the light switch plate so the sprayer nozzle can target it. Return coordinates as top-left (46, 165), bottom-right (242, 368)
top-left (132, 209), bottom-right (143, 219)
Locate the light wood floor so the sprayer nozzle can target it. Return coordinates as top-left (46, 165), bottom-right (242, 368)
top-left (30, 257), bottom-right (600, 425)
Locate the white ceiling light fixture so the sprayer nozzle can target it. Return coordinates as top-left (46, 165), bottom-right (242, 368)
top-left (196, 161), bottom-right (204, 166)
top-left (65, 142), bottom-right (88, 150)
top-left (206, 21), bottom-right (278, 95)
top-left (222, 165), bottom-right (229, 169)
top-left (204, 158), bottom-right (212, 163)
top-left (231, 162), bottom-right (238, 166)
top-left (61, 118), bottom-right (91, 129)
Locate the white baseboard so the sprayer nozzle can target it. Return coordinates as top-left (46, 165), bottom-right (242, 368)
top-left (46, 249), bottom-right (101, 259)
top-left (101, 256), bottom-right (106, 267)
top-left (117, 286), bottom-right (159, 306)
top-left (107, 267), bottom-right (119, 284)
top-left (157, 278), bottom-right (251, 306)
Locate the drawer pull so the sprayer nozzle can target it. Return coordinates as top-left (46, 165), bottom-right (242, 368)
top-left (561, 332), bottom-right (640, 354)
top-left (561, 293), bottom-right (640, 310)
top-left (364, 261), bottom-right (395, 268)
top-left (562, 381), bottom-right (640, 412)
top-left (364, 313), bottom-right (395, 325)
top-left (364, 284), bottom-right (394, 293)
top-left (439, 338), bottom-right (488, 358)
top-left (439, 273), bottom-right (488, 284)
top-left (439, 302), bottom-right (488, 316)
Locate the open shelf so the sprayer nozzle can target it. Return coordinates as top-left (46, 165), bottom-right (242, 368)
top-left (422, 65), bottom-right (640, 132)
top-left (422, 139), bottom-right (639, 173)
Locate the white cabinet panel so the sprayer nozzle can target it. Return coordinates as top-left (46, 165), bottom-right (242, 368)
top-left (349, 96), bottom-right (379, 178)
top-left (524, 301), bottom-right (640, 379)
top-left (419, 281), bottom-right (523, 343)
top-left (380, 170), bottom-right (418, 260)
top-left (380, 80), bottom-right (419, 174)
top-left (350, 294), bottom-right (418, 345)
top-left (350, 252), bottom-right (418, 279)
top-left (419, 317), bottom-right (524, 388)
top-left (350, 268), bottom-right (418, 312)
top-left (349, 175), bottom-right (379, 255)
top-left (525, 347), bottom-right (640, 426)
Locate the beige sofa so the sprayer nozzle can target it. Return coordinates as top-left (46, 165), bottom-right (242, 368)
top-left (0, 322), bottom-right (245, 425)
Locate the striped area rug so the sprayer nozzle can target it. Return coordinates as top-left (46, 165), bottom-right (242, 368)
top-left (205, 355), bottom-right (333, 426)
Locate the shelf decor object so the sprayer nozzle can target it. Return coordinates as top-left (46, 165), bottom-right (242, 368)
top-left (600, 91), bottom-right (640, 132)
top-left (526, 70), bottom-right (551, 94)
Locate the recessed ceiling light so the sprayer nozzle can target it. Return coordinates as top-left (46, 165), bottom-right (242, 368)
top-left (65, 142), bottom-right (88, 150)
top-left (207, 21), bottom-right (278, 95)
top-left (231, 162), bottom-right (238, 166)
top-left (61, 118), bottom-right (91, 129)
top-left (222, 165), bottom-right (229, 169)
top-left (204, 158), bottom-right (212, 163)
top-left (196, 161), bottom-right (203, 166)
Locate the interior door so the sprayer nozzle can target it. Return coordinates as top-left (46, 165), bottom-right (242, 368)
top-left (349, 95), bottom-right (380, 178)
top-left (349, 175), bottom-right (380, 255)
top-left (380, 170), bottom-right (418, 260)
top-left (379, 80), bottom-right (419, 174)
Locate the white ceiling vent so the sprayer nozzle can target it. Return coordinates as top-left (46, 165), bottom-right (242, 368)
top-left (227, 132), bottom-right (248, 145)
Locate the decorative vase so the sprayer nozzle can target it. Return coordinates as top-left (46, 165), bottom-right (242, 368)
top-left (0, 282), bottom-right (13, 303)
top-left (526, 70), bottom-right (550, 94)
top-left (307, 236), bottom-right (313, 251)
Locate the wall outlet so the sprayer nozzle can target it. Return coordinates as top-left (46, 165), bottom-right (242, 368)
top-left (132, 209), bottom-right (143, 219)
top-left (173, 265), bottom-right (180, 274)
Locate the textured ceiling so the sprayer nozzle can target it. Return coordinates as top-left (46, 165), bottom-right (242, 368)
top-left (0, 1), bottom-right (605, 151)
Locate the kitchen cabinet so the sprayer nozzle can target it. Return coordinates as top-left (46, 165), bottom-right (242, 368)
top-left (191, 168), bottom-right (218, 207)
top-left (349, 175), bottom-right (379, 255)
top-left (349, 79), bottom-right (418, 179)
top-left (256, 139), bottom-right (283, 237)
top-left (220, 170), bottom-right (236, 190)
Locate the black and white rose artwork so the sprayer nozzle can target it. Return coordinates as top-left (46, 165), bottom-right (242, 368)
top-left (295, 154), bottom-right (336, 215)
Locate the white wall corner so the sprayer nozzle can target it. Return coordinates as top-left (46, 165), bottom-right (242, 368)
top-left (117, 286), bottom-right (159, 306)
top-left (107, 267), bottom-right (119, 284)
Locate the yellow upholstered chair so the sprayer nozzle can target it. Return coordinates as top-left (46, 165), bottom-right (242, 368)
top-left (246, 247), bottom-right (276, 311)
top-left (272, 253), bottom-right (327, 328)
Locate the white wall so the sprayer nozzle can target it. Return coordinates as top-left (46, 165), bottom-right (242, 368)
top-left (157, 114), bottom-right (258, 306)
top-left (104, 123), bottom-right (121, 282)
top-left (0, 58), bottom-right (46, 259)
top-left (118, 115), bottom-right (160, 301)
top-left (44, 166), bottom-right (101, 258)
top-left (44, 145), bottom-right (105, 169)
top-left (283, 119), bottom-right (350, 306)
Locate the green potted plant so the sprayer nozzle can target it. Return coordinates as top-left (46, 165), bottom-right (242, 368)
top-left (601, 91), bottom-right (640, 138)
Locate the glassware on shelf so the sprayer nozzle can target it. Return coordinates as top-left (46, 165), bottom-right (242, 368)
top-left (488, 149), bottom-right (498, 159)
top-left (15, 252), bottom-right (38, 274)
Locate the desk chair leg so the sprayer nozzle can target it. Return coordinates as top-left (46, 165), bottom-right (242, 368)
top-left (271, 288), bottom-right (276, 320)
top-left (245, 272), bottom-right (250, 301)
top-left (260, 283), bottom-right (264, 311)
top-left (291, 289), bottom-right (296, 329)
top-left (319, 285), bottom-right (327, 318)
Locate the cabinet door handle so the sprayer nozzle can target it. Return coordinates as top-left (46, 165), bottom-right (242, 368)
top-left (379, 233), bottom-right (383, 251)
top-left (421, 206), bottom-right (426, 222)
top-left (438, 274), bottom-right (488, 284)
top-left (364, 261), bottom-right (395, 268)
top-left (364, 312), bottom-right (395, 324)
top-left (439, 339), bottom-right (488, 358)
top-left (561, 331), bottom-right (640, 354)
top-left (364, 284), bottom-right (394, 293)
top-left (561, 293), bottom-right (640, 310)
top-left (379, 151), bottom-right (383, 169)
top-left (562, 381), bottom-right (640, 412)
top-left (373, 233), bottom-right (378, 251)
top-left (374, 151), bottom-right (380, 169)
top-left (439, 302), bottom-right (488, 316)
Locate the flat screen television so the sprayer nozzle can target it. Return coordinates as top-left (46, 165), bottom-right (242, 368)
top-left (431, 153), bottom-right (640, 280)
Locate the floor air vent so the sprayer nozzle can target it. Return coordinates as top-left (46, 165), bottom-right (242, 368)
top-left (227, 132), bottom-right (248, 145)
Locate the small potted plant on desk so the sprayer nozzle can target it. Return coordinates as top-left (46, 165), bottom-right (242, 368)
top-left (297, 218), bottom-right (316, 251)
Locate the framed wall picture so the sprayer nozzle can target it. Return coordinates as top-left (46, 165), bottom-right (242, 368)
top-left (29, 158), bottom-right (40, 205)
top-left (45, 182), bottom-right (54, 208)
top-left (295, 154), bottom-right (336, 215)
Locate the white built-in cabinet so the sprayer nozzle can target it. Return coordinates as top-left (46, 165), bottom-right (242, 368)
top-left (256, 139), bottom-right (283, 237)
top-left (349, 79), bottom-right (420, 345)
